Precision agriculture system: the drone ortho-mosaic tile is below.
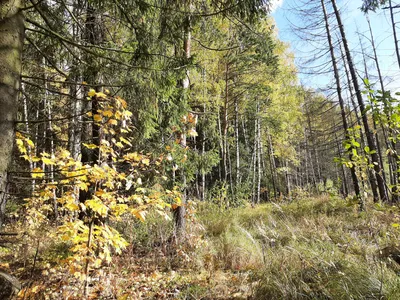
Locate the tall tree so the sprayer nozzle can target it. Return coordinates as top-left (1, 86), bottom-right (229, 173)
top-left (321, 0), bottom-right (362, 204)
top-left (331, 0), bottom-right (388, 201)
top-left (0, 0), bottom-right (24, 227)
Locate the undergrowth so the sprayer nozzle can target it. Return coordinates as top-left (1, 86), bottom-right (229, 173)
top-left (2, 195), bottom-right (400, 299)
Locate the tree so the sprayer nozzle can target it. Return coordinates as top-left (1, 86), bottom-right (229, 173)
top-left (331, 0), bottom-right (388, 201)
top-left (0, 0), bottom-right (24, 227)
top-left (320, 0), bottom-right (362, 205)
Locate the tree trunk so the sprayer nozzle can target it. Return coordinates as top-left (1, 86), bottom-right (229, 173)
top-left (359, 32), bottom-right (389, 199)
top-left (0, 0), bottom-right (24, 227)
top-left (256, 101), bottom-right (261, 204)
top-left (234, 96), bottom-right (240, 194)
top-left (174, 8), bottom-right (191, 237)
top-left (339, 37), bottom-right (378, 201)
top-left (267, 131), bottom-right (278, 198)
top-left (331, 0), bottom-right (388, 202)
top-left (367, 16), bottom-right (399, 201)
top-left (321, 0), bottom-right (362, 205)
top-left (389, 0), bottom-right (400, 69)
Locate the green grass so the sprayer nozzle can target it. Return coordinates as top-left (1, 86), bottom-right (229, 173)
top-left (5, 195), bottom-right (400, 299)
top-left (197, 195), bottom-right (400, 299)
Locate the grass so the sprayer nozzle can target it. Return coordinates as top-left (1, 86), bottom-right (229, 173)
top-left (2, 195), bottom-right (400, 299)
top-left (197, 195), bottom-right (400, 299)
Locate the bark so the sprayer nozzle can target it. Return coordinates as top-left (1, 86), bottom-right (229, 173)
top-left (389, 0), bottom-right (400, 69)
top-left (267, 131), bottom-right (278, 198)
top-left (321, 0), bottom-right (362, 205)
top-left (0, 0), bottom-right (24, 227)
top-left (256, 101), bottom-right (261, 204)
top-left (359, 32), bottom-right (388, 198)
top-left (331, 0), bottom-right (388, 202)
top-left (234, 96), bottom-right (240, 191)
top-left (334, 128), bottom-right (348, 197)
top-left (367, 16), bottom-right (399, 201)
top-left (339, 37), bottom-right (379, 202)
top-left (174, 8), bottom-right (191, 237)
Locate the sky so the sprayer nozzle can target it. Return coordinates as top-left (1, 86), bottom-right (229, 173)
top-left (270, 0), bottom-right (400, 93)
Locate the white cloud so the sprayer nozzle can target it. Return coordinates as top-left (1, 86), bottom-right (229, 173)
top-left (270, 0), bottom-right (284, 13)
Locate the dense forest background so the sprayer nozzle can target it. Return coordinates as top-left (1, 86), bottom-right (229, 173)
top-left (2, 0), bottom-right (400, 298)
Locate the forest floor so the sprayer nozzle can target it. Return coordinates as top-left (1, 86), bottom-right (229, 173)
top-left (2, 195), bottom-right (400, 299)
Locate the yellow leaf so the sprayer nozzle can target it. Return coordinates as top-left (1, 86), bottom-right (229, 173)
top-left (123, 110), bottom-right (132, 117)
top-left (141, 158), bottom-right (150, 166)
top-left (96, 92), bottom-right (107, 98)
top-left (41, 151), bottom-right (50, 157)
top-left (88, 89), bottom-right (96, 97)
top-left (83, 143), bottom-right (98, 150)
top-left (115, 142), bottom-right (124, 148)
top-left (32, 168), bottom-right (44, 178)
top-left (115, 111), bottom-right (122, 120)
top-left (26, 138), bottom-right (35, 148)
top-left (85, 199), bottom-right (108, 217)
top-left (42, 157), bottom-right (55, 165)
top-left (93, 114), bottom-right (102, 122)
top-left (18, 142), bottom-right (27, 154)
top-left (31, 156), bottom-right (41, 162)
top-left (65, 202), bottom-right (79, 211)
top-left (108, 119), bottom-right (118, 125)
top-left (124, 152), bottom-right (141, 162)
top-left (103, 110), bottom-right (113, 118)
top-left (120, 137), bottom-right (132, 146)
top-left (78, 182), bottom-right (89, 191)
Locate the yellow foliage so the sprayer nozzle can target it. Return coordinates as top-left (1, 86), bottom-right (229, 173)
top-left (83, 143), bottom-right (98, 149)
top-left (15, 92), bottom-right (180, 289)
top-left (88, 89), bottom-right (96, 97)
top-left (93, 114), bottom-right (103, 122)
top-left (103, 110), bottom-right (114, 117)
top-left (32, 167), bottom-right (45, 178)
top-left (85, 198), bottom-right (108, 217)
top-left (96, 91), bottom-right (107, 98)
top-left (42, 157), bottom-right (55, 165)
top-left (108, 119), bottom-right (118, 125)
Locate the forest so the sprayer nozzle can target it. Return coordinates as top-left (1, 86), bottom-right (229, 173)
top-left (1, 0), bottom-right (400, 298)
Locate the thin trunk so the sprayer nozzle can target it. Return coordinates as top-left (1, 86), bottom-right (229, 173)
top-left (256, 102), bottom-right (261, 204)
top-left (334, 125), bottom-right (349, 197)
top-left (43, 58), bottom-right (58, 219)
top-left (389, 0), bottom-right (400, 69)
top-left (222, 62), bottom-right (229, 183)
top-left (252, 112), bottom-right (257, 205)
top-left (286, 160), bottom-right (291, 200)
top-left (331, 0), bottom-right (388, 202)
top-left (22, 88), bottom-right (35, 192)
top-left (202, 104), bottom-right (206, 201)
top-left (267, 131), bottom-right (278, 198)
top-left (235, 96), bottom-right (240, 190)
top-left (359, 32), bottom-right (388, 196)
top-left (174, 6), bottom-right (191, 237)
top-left (367, 16), bottom-right (399, 201)
top-left (322, 0), bottom-right (362, 206)
top-left (340, 40), bottom-right (377, 199)
top-left (306, 105), bottom-right (318, 188)
top-left (217, 106), bottom-right (223, 181)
